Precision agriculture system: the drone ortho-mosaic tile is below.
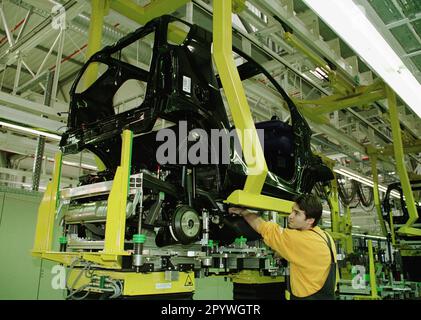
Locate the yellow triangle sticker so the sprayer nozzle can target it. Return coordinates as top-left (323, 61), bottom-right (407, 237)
top-left (184, 274), bottom-right (193, 286)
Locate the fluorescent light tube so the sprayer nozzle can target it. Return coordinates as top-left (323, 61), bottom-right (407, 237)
top-left (334, 167), bottom-right (400, 199)
top-left (0, 121), bottom-right (61, 141)
top-left (62, 160), bottom-right (97, 171)
top-left (303, 0), bottom-right (421, 119)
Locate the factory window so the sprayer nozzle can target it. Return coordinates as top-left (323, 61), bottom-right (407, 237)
top-left (114, 31), bottom-right (155, 72)
top-left (113, 79), bottom-right (148, 114)
top-left (74, 62), bottom-right (109, 94)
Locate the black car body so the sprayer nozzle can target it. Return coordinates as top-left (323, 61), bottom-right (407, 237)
top-left (60, 15), bottom-right (333, 246)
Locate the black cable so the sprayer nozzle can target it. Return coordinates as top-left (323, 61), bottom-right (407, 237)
top-left (355, 180), bottom-right (374, 208)
top-left (337, 176), bottom-right (356, 206)
top-left (313, 182), bottom-right (327, 200)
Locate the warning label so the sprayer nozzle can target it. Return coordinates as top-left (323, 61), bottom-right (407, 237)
top-left (184, 274), bottom-right (193, 286)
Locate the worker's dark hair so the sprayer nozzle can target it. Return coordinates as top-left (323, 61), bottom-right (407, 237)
top-left (294, 194), bottom-right (322, 227)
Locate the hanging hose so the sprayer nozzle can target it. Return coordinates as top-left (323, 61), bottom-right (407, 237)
top-left (337, 176), bottom-right (357, 206)
top-left (65, 259), bottom-right (94, 300)
top-left (66, 264), bottom-right (123, 300)
top-left (355, 180), bottom-right (374, 209)
top-left (313, 181), bottom-right (329, 200)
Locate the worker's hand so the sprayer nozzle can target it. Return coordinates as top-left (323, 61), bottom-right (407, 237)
top-left (228, 207), bottom-right (248, 216)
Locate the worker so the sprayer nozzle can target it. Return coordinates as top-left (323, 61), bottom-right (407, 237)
top-left (229, 194), bottom-right (338, 300)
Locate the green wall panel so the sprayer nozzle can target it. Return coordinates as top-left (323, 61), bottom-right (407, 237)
top-left (0, 189), bottom-right (64, 300)
top-left (0, 191), bottom-right (42, 299)
top-left (194, 276), bottom-right (233, 300)
top-left (37, 259), bottom-right (66, 300)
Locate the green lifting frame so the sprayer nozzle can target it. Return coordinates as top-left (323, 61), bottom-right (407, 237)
top-left (83, 0), bottom-right (109, 90)
top-left (324, 165), bottom-right (340, 234)
top-left (284, 32), bottom-right (354, 96)
top-left (320, 155), bottom-right (353, 253)
top-left (385, 86), bottom-right (421, 237)
top-left (378, 139), bottom-right (421, 158)
top-left (31, 129), bottom-right (198, 294)
top-left (103, 129), bottom-right (132, 254)
top-left (84, 0), bottom-right (109, 171)
top-left (276, 13), bottom-right (420, 240)
top-left (389, 208), bottom-right (397, 246)
top-left (294, 79), bottom-right (386, 114)
top-left (290, 50), bottom-right (418, 239)
top-left (366, 146), bottom-right (388, 238)
top-left (32, 152), bottom-right (62, 254)
top-left (110, 0), bottom-right (190, 26)
top-left (354, 240), bottom-right (380, 300)
top-left (111, 0), bottom-right (190, 44)
top-left (213, 0), bottom-right (293, 214)
top-left (32, 130), bottom-right (134, 269)
top-left (341, 206), bottom-right (353, 254)
top-left (367, 240), bottom-right (379, 299)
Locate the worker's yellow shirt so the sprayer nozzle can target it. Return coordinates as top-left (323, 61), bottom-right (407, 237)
top-left (257, 222), bottom-right (338, 298)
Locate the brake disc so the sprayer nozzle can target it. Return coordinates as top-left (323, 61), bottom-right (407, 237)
top-left (171, 205), bottom-right (201, 244)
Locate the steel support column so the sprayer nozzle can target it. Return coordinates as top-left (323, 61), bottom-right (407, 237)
top-left (31, 137), bottom-right (45, 191)
top-left (12, 56), bottom-right (23, 94)
top-left (32, 71), bottom-right (53, 191)
top-left (0, 7), bottom-right (14, 46)
top-left (16, 9), bottom-right (31, 43)
top-left (50, 27), bottom-right (66, 108)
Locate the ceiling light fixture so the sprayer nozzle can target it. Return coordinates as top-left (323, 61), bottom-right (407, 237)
top-left (334, 167), bottom-right (400, 199)
top-left (0, 121), bottom-right (62, 141)
top-left (303, 0), bottom-right (421, 119)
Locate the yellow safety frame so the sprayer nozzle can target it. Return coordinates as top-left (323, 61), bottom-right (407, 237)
top-left (213, 0), bottom-right (293, 214)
